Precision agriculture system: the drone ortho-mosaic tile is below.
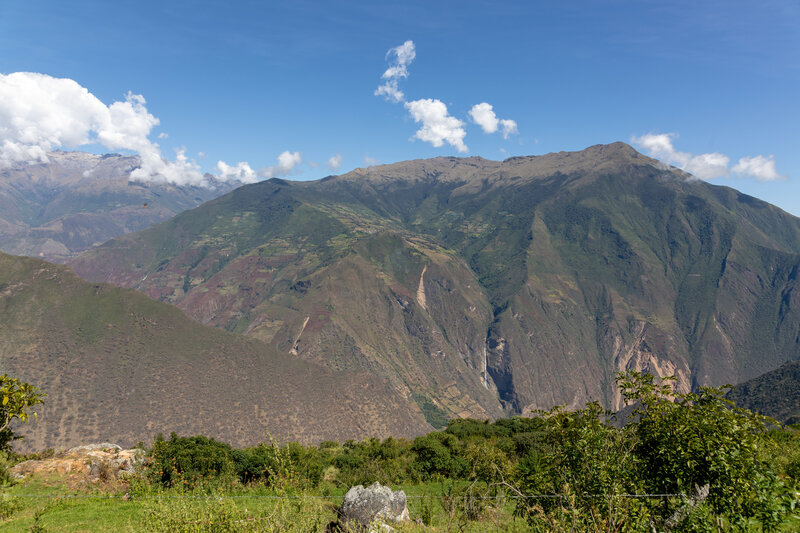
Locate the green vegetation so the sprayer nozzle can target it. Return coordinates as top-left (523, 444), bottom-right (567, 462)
top-left (0, 375), bottom-right (44, 451)
top-left (413, 394), bottom-right (450, 430)
top-left (1, 372), bottom-right (798, 531)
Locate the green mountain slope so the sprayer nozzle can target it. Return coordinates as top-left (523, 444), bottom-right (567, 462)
top-left (70, 143), bottom-right (800, 416)
top-left (728, 360), bottom-right (800, 424)
top-left (0, 252), bottom-right (431, 452)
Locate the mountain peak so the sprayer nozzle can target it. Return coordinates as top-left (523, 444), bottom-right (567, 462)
top-left (318, 143), bottom-right (658, 190)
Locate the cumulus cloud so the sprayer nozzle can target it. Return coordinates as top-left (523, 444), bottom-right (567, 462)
top-left (683, 152), bottom-right (730, 181)
top-left (132, 147), bottom-right (205, 185)
top-left (374, 40), bottom-right (415, 103)
top-left (0, 72), bottom-right (207, 185)
top-left (327, 154), bottom-right (342, 172)
top-left (732, 155), bottom-right (784, 181)
top-left (404, 98), bottom-right (468, 153)
top-left (468, 103), bottom-right (518, 139)
top-left (364, 154), bottom-right (380, 167)
top-left (631, 133), bottom-right (729, 180)
top-left (258, 150), bottom-right (302, 179)
top-left (216, 160), bottom-right (258, 183)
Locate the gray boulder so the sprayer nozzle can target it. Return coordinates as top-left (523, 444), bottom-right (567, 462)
top-left (340, 481), bottom-right (410, 530)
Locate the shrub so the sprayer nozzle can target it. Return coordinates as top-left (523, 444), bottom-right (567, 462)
top-left (148, 433), bottom-right (236, 488)
top-left (619, 371), bottom-right (792, 530)
top-left (514, 401), bottom-right (645, 531)
top-left (411, 432), bottom-right (467, 479)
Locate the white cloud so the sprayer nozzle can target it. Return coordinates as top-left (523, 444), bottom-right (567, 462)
top-left (327, 154), bottom-right (342, 172)
top-left (216, 160), bottom-right (258, 183)
top-left (0, 72), bottom-right (206, 186)
top-left (469, 103), bottom-right (499, 134)
top-left (632, 133), bottom-right (785, 182)
top-left (631, 133), bottom-right (729, 180)
top-left (132, 147), bottom-right (205, 186)
top-left (382, 40), bottom-right (415, 79)
top-left (374, 40), bottom-right (415, 103)
top-left (259, 150), bottom-right (302, 179)
top-left (468, 102), bottom-right (518, 139)
top-left (158, 132), bottom-right (168, 139)
top-left (631, 133), bottom-right (690, 166)
top-left (683, 152), bottom-right (730, 181)
top-left (404, 98), bottom-right (467, 153)
top-left (500, 120), bottom-right (519, 139)
top-left (374, 82), bottom-right (404, 104)
top-left (364, 154), bottom-right (380, 167)
top-left (733, 155), bottom-right (784, 181)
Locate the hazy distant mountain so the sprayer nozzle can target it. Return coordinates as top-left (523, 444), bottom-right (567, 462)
top-left (71, 143), bottom-right (800, 421)
top-left (0, 151), bottom-right (238, 262)
top-left (0, 251), bottom-right (430, 451)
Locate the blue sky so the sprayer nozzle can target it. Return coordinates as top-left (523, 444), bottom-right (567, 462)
top-left (1, 0), bottom-right (799, 214)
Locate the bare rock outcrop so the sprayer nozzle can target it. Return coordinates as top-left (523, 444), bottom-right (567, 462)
top-left (10, 443), bottom-right (145, 483)
top-left (338, 481), bottom-right (410, 531)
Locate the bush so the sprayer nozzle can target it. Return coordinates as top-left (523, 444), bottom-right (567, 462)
top-left (411, 432), bottom-right (467, 479)
top-left (514, 401), bottom-right (645, 531)
top-left (620, 371), bottom-right (791, 530)
top-left (148, 433), bottom-right (236, 488)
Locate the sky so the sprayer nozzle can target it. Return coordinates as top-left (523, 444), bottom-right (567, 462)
top-left (1, 0), bottom-right (799, 214)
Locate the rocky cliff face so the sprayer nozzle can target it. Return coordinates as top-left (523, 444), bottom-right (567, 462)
top-left (0, 151), bottom-right (237, 261)
top-left (70, 143), bottom-right (800, 417)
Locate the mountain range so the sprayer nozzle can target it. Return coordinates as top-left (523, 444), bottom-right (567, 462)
top-left (0, 151), bottom-right (237, 262)
top-left (68, 142), bottom-right (800, 425)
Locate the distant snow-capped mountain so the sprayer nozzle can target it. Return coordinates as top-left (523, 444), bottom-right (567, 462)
top-left (0, 151), bottom-right (240, 261)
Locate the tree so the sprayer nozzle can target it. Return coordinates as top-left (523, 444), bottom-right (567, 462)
top-left (0, 374), bottom-right (45, 450)
top-left (513, 401), bottom-right (649, 532)
top-left (619, 371), bottom-right (790, 531)
top-left (512, 372), bottom-right (794, 531)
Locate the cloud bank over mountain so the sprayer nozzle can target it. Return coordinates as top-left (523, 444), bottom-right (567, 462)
top-left (632, 133), bottom-right (784, 182)
top-left (0, 72), bottom-right (208, 186)
top-left (0, 72), bottom-right (316, 188)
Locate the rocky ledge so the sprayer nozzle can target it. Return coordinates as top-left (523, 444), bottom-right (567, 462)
top-left (10, 443), bottom-right (145, 483)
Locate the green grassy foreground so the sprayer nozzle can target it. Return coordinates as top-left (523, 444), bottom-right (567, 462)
top-left (1, 477), bottom-right (798, 532)
top-left (2, 372), bottom-right (800, 531)
top-left (0, 478), bottom-right (532, 532)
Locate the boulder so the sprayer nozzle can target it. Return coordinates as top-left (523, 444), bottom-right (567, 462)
top-left (10, 443), bottom-right (145, 484)
top-left (339, 481), bottom-right (410, 531)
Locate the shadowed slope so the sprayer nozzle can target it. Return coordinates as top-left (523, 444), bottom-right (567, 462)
top-left (728, 360), bottom-right (800, 425)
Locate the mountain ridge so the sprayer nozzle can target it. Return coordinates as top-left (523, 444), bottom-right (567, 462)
top-left (69, 142), bottom-right (800, 419)
top-left (0, 251), bottom-right (431, 452)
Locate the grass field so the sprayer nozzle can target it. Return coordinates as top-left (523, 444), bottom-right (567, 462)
top-left (0, 477), bottom-right (534, 532)
top-left (3, 476), bottom-right (798, 532)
